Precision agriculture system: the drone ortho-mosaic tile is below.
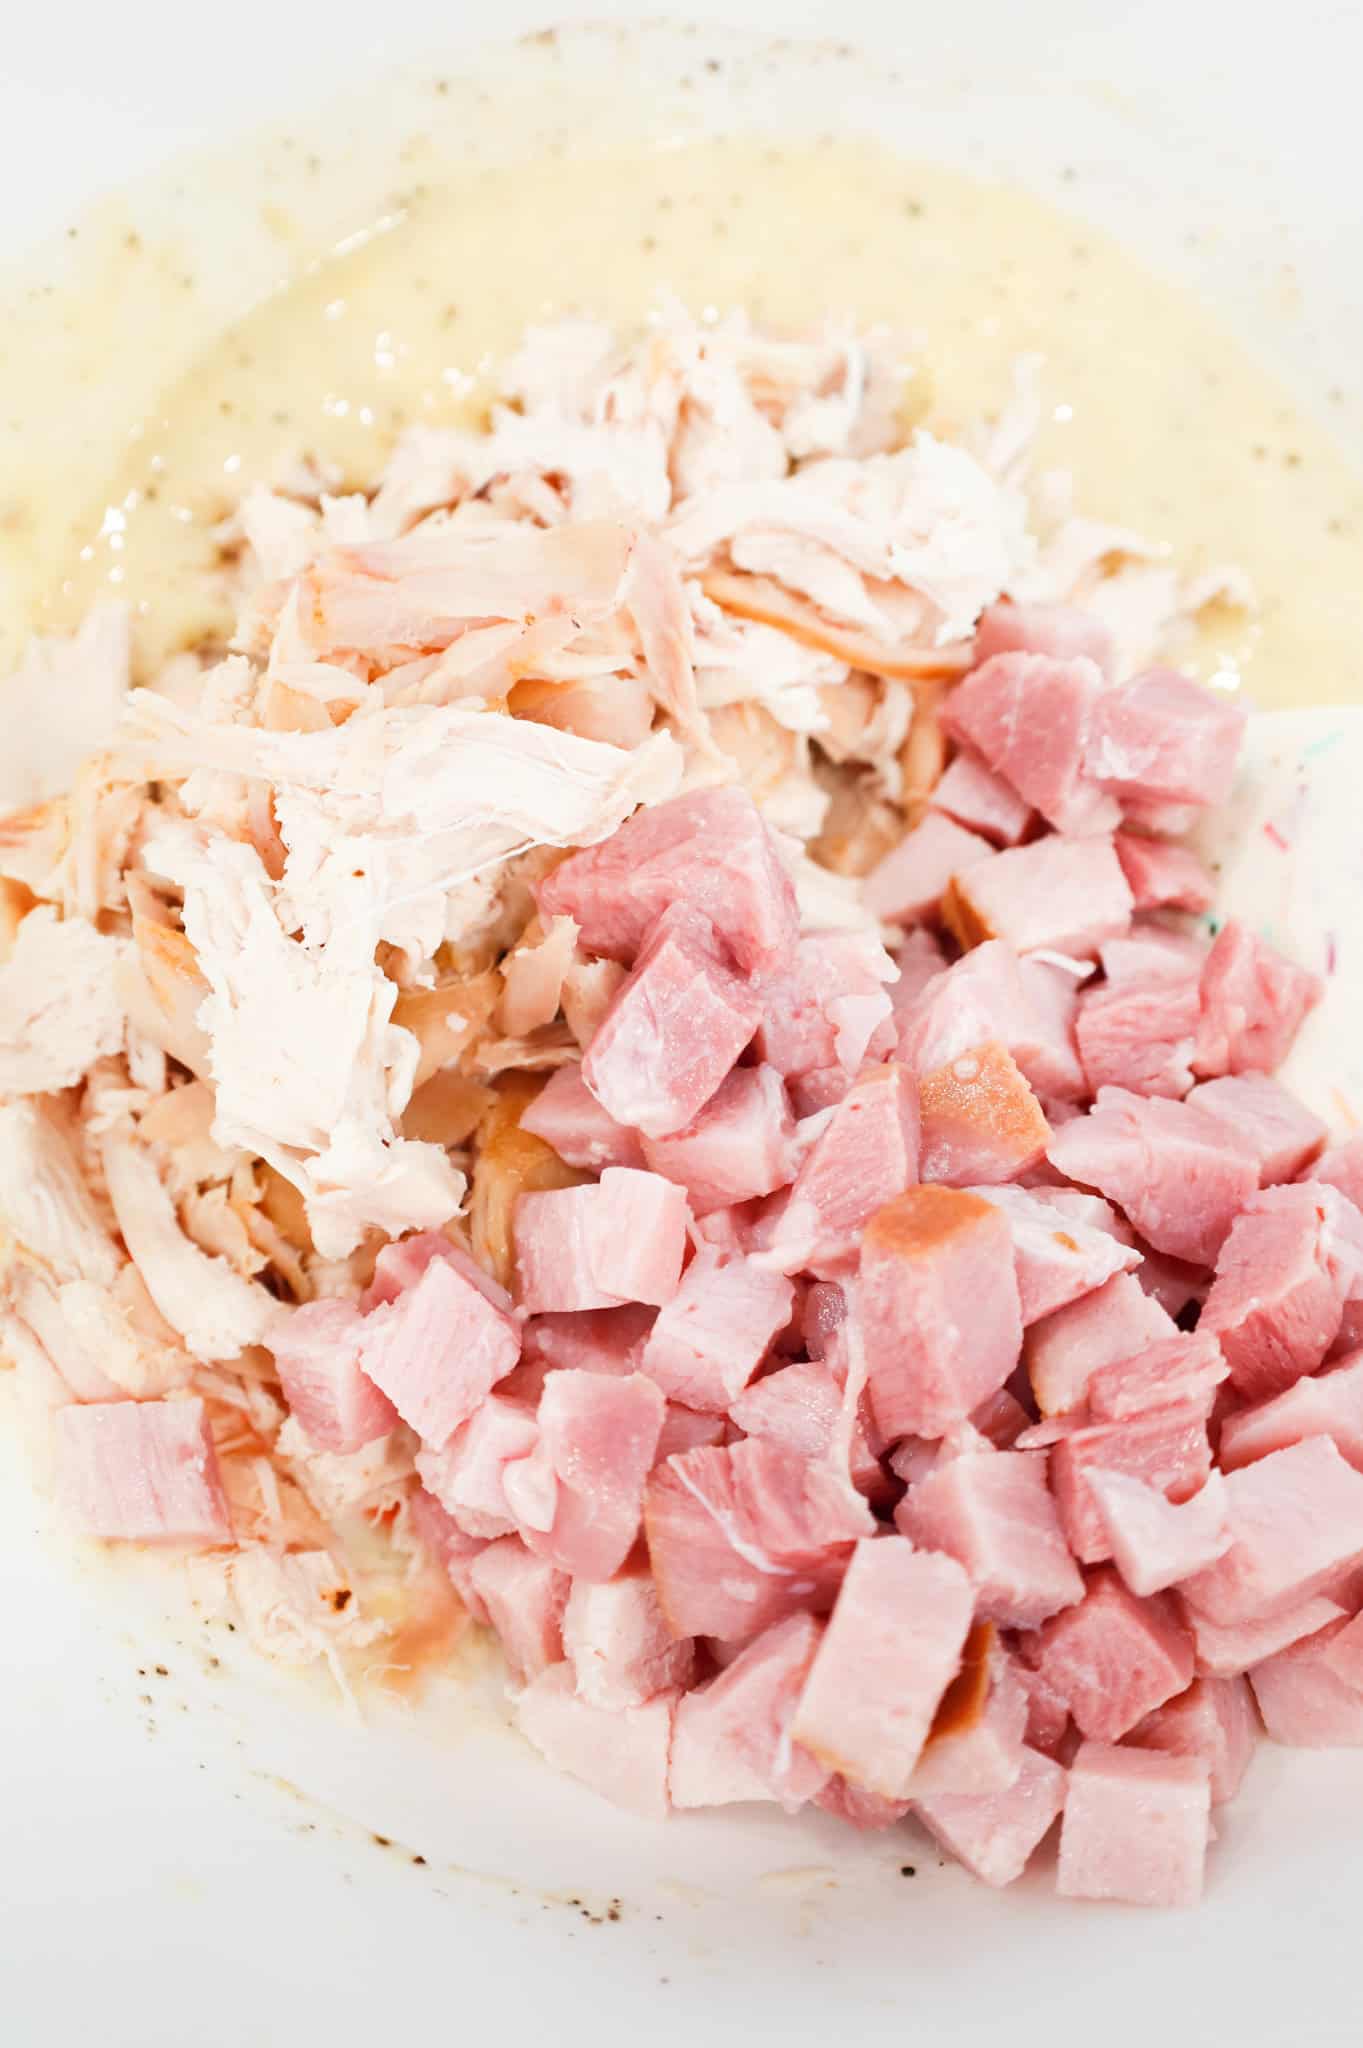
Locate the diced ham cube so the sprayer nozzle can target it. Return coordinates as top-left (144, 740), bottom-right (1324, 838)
top-left (1218, 1351), bottom-right (1363, 1474)
top-left (1057, 1741), bottom-right (1211, 1907)
top-left (931, 747), bottom-right (1035, 847)
top-left (943, 650), bottom-right (1119, 835)
top-left (517, 1369), bottom-right (665, 1582)
top-left (415, 1394), bottom-right (540, 1539)
top-left (896, 1449), bottom-right (1083, 1629)
top-left (919, 1041), bottom-right (1051, 1186)
top-left (1113, 833), bottom-right (1217, 914)
top-left (971, 1182), bottom-right (1138, 1325)
top-left (363, 1229), bottom-right (514, 1316)
top-left (790, 1537), bottom-right (973, 1798)
top-left (637, 1249), bottom-right (794, 1412)
top-left (517, 1063), bottom-right (645, 1171)
top-left (56, 1397), bottom-right (231, 1546)
top-left (356, 1256), bottom-right (519, 1451)
top-left (755, 931), bottom-right (898, 1079)
top-left (802, 1279), bottom-right (849, 1360)
top-left (1314, 1137), bottom-right (1363, 1213)
top-left (1049, 1401), bottom-right (1213, 1565)
top-left (1180, 1437), bottom-right (1363, 1625)
top-left (640, 1064), bottom-right (796, 1216)
top-left (860, 1188), bottom-right (1023, 1440)
top-left (913, 1744), bottom-right (1068, 1888)
top-left (815, 1778), bottom-right (912, 1831)
top-left (582, 906), bottom-right (763, 1139)
top-left (863, 811), bottom-right (993, 925)
top-left (1320, 1609), bottom-right (1363, 1692)
top-left (406, 1486), bottom-right (488, 1616)
top-left (514, 1168), bottom-right (689, 1313)
top-left (1099, 922), bottom-right (1210, 986)
top-left (900, 940), bottom-right (1063, 1089)
top-left (562, 1565), bottom-right (695, 1708)
top-left (1200, 1183), bottom-right (1363, 1401)
top-left (1029, 1569), bottom-right (1194, 1742)
top-left (1015, 957), bottom-right (1089, 1103)
top-left (1086, 668), bottom-right (1246, 810)
top-left (944, 835), bottom-right (1133, 960)
top-left (1026, 1271), bottom-right (1178, 1417)
top-left (468, 1535), bottom-right (569, 1681)
top-left (910, 1627), bottom-right (1028, 1797)
top-left (1185, 1596), bottom-right (1350, 1680)
top-left (1016, 1663), bottom-right (1075, 1760)
top-left (1249, 1619), bottom-right (1363, 1747)
top-left (1127, 1675), bottom-right (1258, 1803)
top-left (1193, 920), bottom-right (1323, 1078)
top-left (1047, 1087), bottom-right (1260, 1266)
top-left (268, 1297), bottom-right (398, 1453)
top-left (518, 1304), bottom-right (656, 1384)
top-left (537, 785), bottom-right (798, 978)
top-left (670, 1613), bottom-right (829, 1811)
top-left (516, 1663), bottom-right (678, 1820)
top-left (644, 1440), bottom-right (872, 1642)
top-left (757, 1063), bottom-right (920, 1268)
top-left (655, 1403), bottom-right (729, 1461)
top-left (974, 598), bottom-right (1115, 675)
top-left (1186, 1074), bottom-right (1326, 1186)
top-left (1088, 1469), bottom-right (1232, 1596)
top-left (1075, 973), bottom-right (1200, 1098)
top-left (729, 1359), bottom-right (885, 1498)
top-left (1086, 1333), bottom-right (1228, 1422)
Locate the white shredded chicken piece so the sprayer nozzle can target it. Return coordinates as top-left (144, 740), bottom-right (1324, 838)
top-left (0, 1098), bottom-right (119, 1285)
top-left (0, 906), bottom-right (126, 1096)
top-left (0, 606), bottom-right (130, 810)
top-left (225, 1547), bottom-right (385, 1674)
top-left (275, 1416), bottom-right (417, 1520)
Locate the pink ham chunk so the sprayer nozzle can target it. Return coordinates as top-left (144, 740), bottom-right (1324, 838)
top-left (1047, 1087), bottom-right (1259, 1266)
top-left (536, 785), bottom-right (798, 978)
top-left (729, 1359), bottom-right (883, 1497)
top-left (896, 1450), bottom-right (1083, 1629)
top-left (517, 1303), bottom-right (656, 1384)
top-left (1026, 1271), bottom-right (1178, 1417)
top-left (514, 1168), bottom-right (689, 1314)
top-left (1048, 1401), bottom-right (1213, 1565)
top-left (516, 1662), bottom-right (678, 1819)
top-left (888, 926), bottom-right (950, 1017)
top-left (863, 810), bottom-right (993, 925)
top-left (363, 1230), bottom-right (514, 1316)
top-left (517, 1369), bottom-right (664, 1582)
top-left (1200, 1183), bottom-right (1363, 1401)
top-left (1187, 1074), bottom-right (1326, 1186)
top-left (1088, 1469), bottom-right (1232, 1596)
top-left (655, 1403), bottom-right (728, 1460)
top-left (1099, 922), bottom-right (1210, 987)
top-left (973, 1183), bottom-right (1138, 1325)
top-left (467, 1534), bottom-right (569, 1681)
top-left (640, 1063), bottom-right (796, 1216)
top-left (407, 1486), bottom-right (489, 1619)
top-left (1057, 1742), bottom-right (1211, 1907)
top-left (1086, 1333), bottom-right (1228, 1422)
top-left (974, 598), bottom-right (1115, 675)
top-left (900, 940), bottom-right (1084, 1106)
top-left (945, 835), bottom-right (1133, 961)
top-left (860, 1187), bottom-right (1023, 1441)
top-left (755, 931), bottom-right (897, 1080)
top-left (1016, 957), bottom-right (1089, 1103)
top-left (562, 1565), bottom-right (695, 1708)
top-left (670, 1613), bottom-right (829, 1811)
top-left (1249, 1619), bottom-right (1363, 1747)
top-left (1086, 668), bottom-right (1246, 810)
top-left (637, 1249), bottom-right (794, 1412)
top-left (931, 747), bottom-right (1035, 847)
top-left (644, 1440), bottom-right (873, 1642)
top-left (1193, 920), bottom-right (1323, 1078)
top-left (582, 906), bottom-right (764, 1139)
top-left (1127, 1675), bottom-right (1258, 1803)
top-left (1075, 973), bottom-right (1200, 1098)
top-left (1030, 1570), bottom-right (1194, 1744)
top-left (268, 1297), bottom-right (398, 1453)
top-left (943, 650), bottom-right (1118, 835)
top-left (1185, 1596), bottom-right (1350, 1680)
top-left (415, 1394), bottom-right (540, 1538)
top-left (1218, 1351), bottom-right (1363, 1474)
top-left (1320, 1610), bottom-right (1363, 1693)
top-left (57, 1397), bottom-right (231, 1546)
top-left (815, 1778), bottom-right (912, 1831)
top-left (758, 1063), bottom-right (920, 1268)
top-left (517, 1063), bottom-right (645, 1170)
top-left (910, 1634), bottom-right (1029, 1798)
top-left (918, 1041), bottom-right (1051, 1187)
top-left (1113, 833), bottom-right (1217, 914)
top-left (1180, 1436), bottom-right (1363, 1625)
top-left (1314, 1137), bottom-right (1363, 1213)
top-left (913, 1744), bottom-right (1068, 1888)
top-left (790, 1537), bottom-right (974, 1798)
top-left (358, 1254), bottom-right (519, 1449)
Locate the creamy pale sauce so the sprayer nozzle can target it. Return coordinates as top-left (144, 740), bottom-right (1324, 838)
top-left (5, 135), bottom-right (1363, 705)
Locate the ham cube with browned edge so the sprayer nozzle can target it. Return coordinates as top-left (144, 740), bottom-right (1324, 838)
top-left (1200, 1182), bottom-right (1363, 1401)
top-left (1058, 1742), bottom-right (1212, 1907)
top-left (1047, 1086), bottom-right (1259, 1267)
top-left (918, 1040), bottom-right (1051, 1186)
top-left (671, 1613), bottom-right (829, 1812)
top-left (57, 1397), bottom-right (232, 1546)
top-left (943, 650), bottom-right (1120, 835)
top-left (860, 1187), bottom-right (1023, 1441)
top-left (790, 1537), bottom-right (973, 1799)
top-left (1027, 1568), bottom-right (1194, 1741)
top-left (268, 1296), bottom-right (398, 1453)
top-left (896, 1449), bottom-right (1084, 1629)
top-left (944, 835), bottom-right (1134, 960)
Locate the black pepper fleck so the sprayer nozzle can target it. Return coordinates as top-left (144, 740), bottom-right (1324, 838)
top-left (900, 1864), bottom-right (917, 1878)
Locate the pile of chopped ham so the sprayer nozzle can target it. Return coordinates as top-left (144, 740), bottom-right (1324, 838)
top-left (1, 302), bottom-right (1354, 1910)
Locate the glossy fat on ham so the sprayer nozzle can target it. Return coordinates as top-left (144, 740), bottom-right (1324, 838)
top-left (757, 1063), bottom-right (920, 1267)
top-left (517, 1063), bottom-right (645, 1170)
top-left (860, 1187), bottom-right (1023, 1440)
top-left (1047, 1087), bottom-right (1259, 1267)
top-left (56, 1397), bottom-right (231, 1546)
top-left (536, 785), bottom-right (798, 978)
top-left (638, 1249), bottom-right (794, 1411)
top-left (1180, 1437), bottom-right (1363, 1626)
top-left (1127, 1674), bottom-right (1258, 1803)
top-left (790, 1537), bottom-right (973, 1799)
top-left (944, 834), bottom-right (1133, 960)
top-left (514, 1168), bottom-right (689, 1313)
top-left (1087, 1469), bottom-right (1232, 1596)
top-left (896, 1450), bottom-right (1083, 1629)
top-left (755, 931), bottom-right (898, 1080)
top-left (918, 1041), bottom-right (1052, 1186)
top-left (973, 1183), bottom-right (1138, 1326)
top-left (1185, 1074), bottom-right (1326, 1186)
top-left (862, 810), bottom-right (993, 925)
top-left (1217, 1351), bottom-right (1363, 1474)
top-left (518, 1369), bottom-right (664, 1582)
top-left (913, 1743), bottom-right (1068, 1888)
top-left (1048, 1400), bottom-right (1213, 1565)
top-left (640, 1063), bottom-right (796, 1215)
top-left (358, 1254), bottom-right (519, 1449)
top-left (1029, 1568), bottom-right (1194, 1741)
top-left (1057, 1742), bottom-right (1211, 1908)
top-left (1074, 974), bottom-right (1200, 1098)
top-left (468, 1535), bottom-right (568, 1681)
top-left (943, 650), bottom-right (1119, 835)
top-left (670, 1614), bottom-right (829, 1811)
top-left (562, 1565), bottom-right (696, 1709)
top-left (930, 747), bottom-right (1035, 847)
top-left (1193, 920), bottom-right (1323, 1079)
top-left (516, 1663), bottom-right (678, 1820)
top-left (268, 1297), bottom-right (398, 1453)
top-left (1249, 1620), bottom-right (1363, 1747)
top-left (1200, 1183), bottom-right (1363, 1400)
top-left (1026, 1271), bottom-right (1178, 1417)
top-left (581, 905), bottom-right (764, 1139)
top-left (973, 598), bottom-right (1115, 675)
top-left (1085, 668), bottom-right (1246, 810)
